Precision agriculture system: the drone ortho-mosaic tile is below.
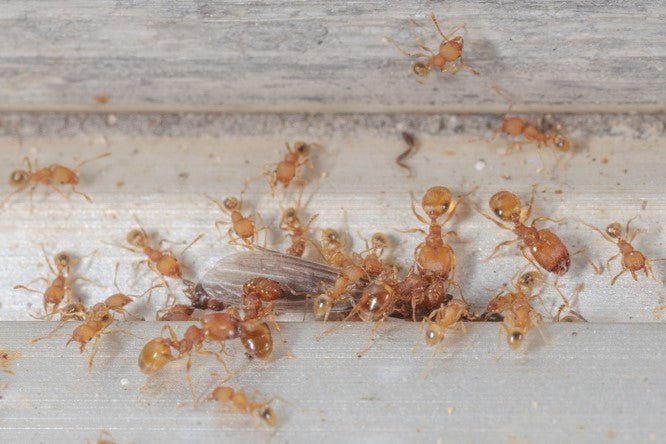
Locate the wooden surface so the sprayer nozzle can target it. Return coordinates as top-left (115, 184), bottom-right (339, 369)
top-left (0, 322), bottom-right (665, 443)
top-left (0, 112), bottom-right (664, 322)
top-left (0, 1), bottom-right (664, 113)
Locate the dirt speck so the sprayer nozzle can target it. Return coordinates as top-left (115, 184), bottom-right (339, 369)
top-left (0, 349), bottom-right (20, 374)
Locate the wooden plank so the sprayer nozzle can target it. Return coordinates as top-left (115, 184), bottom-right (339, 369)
top-left (0, 322), bottom-right (664, 442)
top-left (0, 112), bottom-right (664, 322)
top-left (0, 1), bottom-right (664, 112)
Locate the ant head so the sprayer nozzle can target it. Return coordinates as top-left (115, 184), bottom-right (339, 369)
top-left (424, 322), bottom-right (444, 346)
top-left (606, 222), bottom-right (622, 239)
top-left (412, 62), bottom-right (430, 77)
top-left (550, 131), bottom-right (571, 152)
top-left (422, 186), bottom-right (452, 220)
top-left (518, 271), bottom-right (544, 292)
top-left (293, 141), bottom-right (310, 157)
top-left (9, 170), bottom-right (29, 188)
top-left (281, 207), bottom-right (299, 225)
top-left (54, 252), bottom-right (72, 270)
top-left (507, 329), bottom-right (525, 349)
top-left (312, 294), bottom-right (332, 319)
top-left (259, 406), bottom-right (277, 427)
top-left (223, 197), bottom-right (240, 211)
top-left (127, 228), bottom-right (147, 247)
top-left (321, 228), bottom-right (341, 248)
top-left (371, 232), bottom-right (388, 250)
top-left (489, 191), bottom-right (522, 222)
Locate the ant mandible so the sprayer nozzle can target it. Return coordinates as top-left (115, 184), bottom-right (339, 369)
top-left (386, 13), bottom-right (479, 81)
top-left (2, 152), bottom-right (110, 209)
top-left (580, 217), bottom-right (666, 285)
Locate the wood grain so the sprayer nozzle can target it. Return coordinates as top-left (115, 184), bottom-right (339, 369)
top-left (0, 1), bottom-right (664, 113)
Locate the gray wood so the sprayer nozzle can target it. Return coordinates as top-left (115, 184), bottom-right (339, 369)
top-left (0, 112), bottom-right (664, 322)
top-left (0, 322), bottom-right (664, 443)
top-left (0, 1), bottom-right (664, 113)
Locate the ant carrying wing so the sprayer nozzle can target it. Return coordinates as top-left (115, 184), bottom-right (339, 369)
top-left (200, 248), bottom-right (355, 313)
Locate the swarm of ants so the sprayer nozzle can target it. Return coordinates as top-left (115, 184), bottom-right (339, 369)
top-left (2, 10), bottom-right (663, 431)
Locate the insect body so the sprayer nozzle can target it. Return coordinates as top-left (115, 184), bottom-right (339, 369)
top-left (15, 251), bottom-right (76, 317)
top-left (386, 13), bottom-right (478, 80)
top-left (2, 152), bottom-right (110, 208)
top-left (279, 191), bottom-right (318, 257)
top-left (267, 141), bottom-right (315, 193)
top-left (477, 189), bottom-right (570, 276)
top-left (423, 299), bottom-right (470, 347)
top-left (581, 218), bottom-right (666, 285)
top-left (209, 385), bottom-right (278, 427)
top-left (210, 196), bottom-right (265, 248)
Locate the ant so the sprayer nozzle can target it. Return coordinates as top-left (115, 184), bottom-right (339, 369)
top-left (279, 189), bottom-right (319, 257)
top-left (209, 195), bottom-right (266, 248)
top-left (394, 271), bottom-right (451, 321)
top-left (475, 188), bottom-right (571, 279)
top-left (580, 217), bottom-right (666, 285)
top-left (67, 295), bottom-right (136, 370)
top-left (492, 86), bottom-right (571, 155)
top-left (313, 228), bottom-right (367, 320)
top-left (423, 299), bottom-right (471, 347)
top-left (358, 232), bottom-right (396, 280)
top-left (157, 304), bottom-right (194, 321)
top-left (1, 152), bottom-right (110, 209)
top-left (208, 385), bottom-right (278, 427)
top-left (266, 141), bottom-right (316, 194)
top-left (483, 272), bottom-right (547, 350)
top-left (123, 225), bottom-right (202, 304)
top-left (406, 186), bottom-right (468, 283)
top-left (139, 323), bottom-right (231, 397)
top-left (385, 13), bottom-right (479, 81)
top-left (14, 249), bottom-right (88, 318)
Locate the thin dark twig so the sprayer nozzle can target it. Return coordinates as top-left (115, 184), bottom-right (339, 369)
top-left (396, 131), bottom-right (418, 177)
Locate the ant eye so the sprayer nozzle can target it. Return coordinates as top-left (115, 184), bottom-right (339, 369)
top-left (412, 63), bottom-right (428, 77)
top-left (606, 223), bottom-right (621, 238)
top-left (9, 170), bottom-right (26, 186)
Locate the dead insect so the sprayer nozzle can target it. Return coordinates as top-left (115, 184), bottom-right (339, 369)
top-left (385, 13), bottom-right (478, 80)
top-left (2, 152), bottom-right (110, 209)
top-left (396, 132), bottom-right (419, 177)
top-left (580, 218), bottom-right (666, 285)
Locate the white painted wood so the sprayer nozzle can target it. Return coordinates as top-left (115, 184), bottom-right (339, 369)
top-left (0, 322), bottom-right (664, 443)
top-left (0, 1), bottom-right (664, 112)
top-left (0, 113), bottom-right (664, 322)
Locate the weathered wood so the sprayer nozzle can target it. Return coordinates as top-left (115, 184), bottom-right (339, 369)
top-left (0, 1), bottom-right (664, 112)
top-left (0, 322), bottom-right (664, 443)
top-left (0, 113), bottom-right (664, 322)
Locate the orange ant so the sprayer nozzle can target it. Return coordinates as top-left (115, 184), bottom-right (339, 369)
top-left (492, 86), bottom-right (571, 154)
top-left (358, 232), bottom-right (396, 280)
top-left (266, 141), bottom-right (316, 194)
top-left (67, 296), bottom-right (136, 371)
top-left (475, 188), bottom-right (571, 278)
top-left (157, 304), bottom-right (194, 321)
top-left (313, 228), bottom-right (367, 320)
top-left (385, 13), bottom-right (478, 80)
top-left (406, 186), bottom-right (468, 284)
top-left (138, 323), bottom-right (231, 397)
top-left (209, 195), bottom-right (266, 248)
top-left (208, 385), bottom-right (279, 427)
top-left (279, 190), bottom-right (319, 257)
top-left (15, 249), bottom-right (85, 318)
top-left (123, 225), bottom-right (202, 303)
top-left (423, 299), bottom-right (471, 347)
top-left (580, 217), bottom-right (666, 285)
top-left (1, 152), bottom-right (110, 209)
top-left (394, 271), bottom-right (451, 321)
top-left (483, 272), bottom-right (547, 350)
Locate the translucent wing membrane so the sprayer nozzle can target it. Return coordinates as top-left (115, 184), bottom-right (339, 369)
top-left (200, 248), bottom-right (354, 313)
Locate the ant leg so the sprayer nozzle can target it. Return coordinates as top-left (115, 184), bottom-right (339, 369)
top-left (625, 215), bottom-right (639, 236)
top-left (605, 253), bottom-right (621, 277)
top-left (414, 35), bottom-right (435, 54)
top-left (470, 202), bottom-right (513, 231)
top-left (13, 284), bottom-right (43, 294)
top-left (577, 220), bottom-right (616, 244)
top-left (485, 238), bottom-right (519, 261)
top-left (430, 13), bottom-right (449, 42)
top-left (87, 336), bottom-right (102, 372)
top-left (0, 189), bottom-right (21, 209)
top-left (356, 317), bottom-right (386, 358)
top-left (47, 183), bottom-right (70, 201)
top-left (399, 227), bottom-right (428, 236)
top-left (446, 23), bottom-right (467, 39)
top-left (444, 230), bottom-right (462, 242)
top-left (524, 184), bottom-right (538, 221)
top-left (552, 277), bottom-right (570, 309)
top-left (180, 233), bottom-right (204, 255)
top-left (74, 152), bottom-right (111, 171)
top-left (610, 268), bottom-right (628, 286)
top-left (532, 216), bottom-right (566, 226)
top-left (31, 319), bottom-right (69, 343)
top-left (384, 37), bottom-right (429, 59)
top-left (69, 185), bottom-right (93, 203)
